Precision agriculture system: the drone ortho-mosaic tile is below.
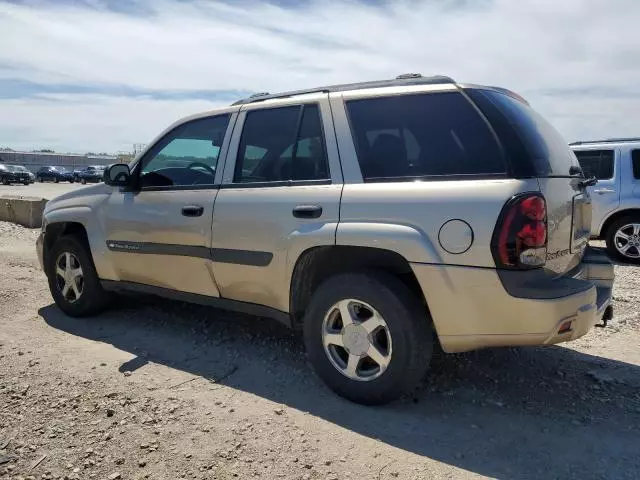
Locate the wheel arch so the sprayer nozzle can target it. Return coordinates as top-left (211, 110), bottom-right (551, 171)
top-left (600, 208), bottom-right (640, 238)
top-left (43, 221), bottom-right (91, 271)
top-left (288, 245), bottom-right (433, 331)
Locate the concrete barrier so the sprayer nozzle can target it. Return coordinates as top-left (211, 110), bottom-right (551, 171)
top-left (0, 195), bottom-right (47, 228)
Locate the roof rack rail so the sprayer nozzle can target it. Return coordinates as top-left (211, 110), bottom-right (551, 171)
top-left (570, 137), bottom-right (640, 145)
top-left (231, 74), bottom-right (455, 106)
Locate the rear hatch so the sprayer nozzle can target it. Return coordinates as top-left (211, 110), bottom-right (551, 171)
top-left (466, 88), bottom-right (591, 276)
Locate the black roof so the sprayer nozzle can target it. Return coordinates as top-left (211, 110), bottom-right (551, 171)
top-left (231, 74), bottom-right (456, 106)
top-left (570, 137), bottom-right (640, 146)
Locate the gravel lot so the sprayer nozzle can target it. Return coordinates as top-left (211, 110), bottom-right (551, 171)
top-left (1, 222), bottom-right (639, 480)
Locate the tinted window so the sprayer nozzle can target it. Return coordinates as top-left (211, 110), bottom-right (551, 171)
top-left (140, 114), bottom-right (229, 188)
top-left (234, 104), bottom-right (328, 183)
top-left (472, 89), bottom-right (579, 177)
top-left (632, 150), bottom-right (640, 180)
top-left (573, 150), bottom-right (614, 180)
top-left (346, 92), bottom-right (505, 181)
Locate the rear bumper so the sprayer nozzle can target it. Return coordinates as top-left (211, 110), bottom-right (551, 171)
top-left (411, 247), bottom-right (614, 353)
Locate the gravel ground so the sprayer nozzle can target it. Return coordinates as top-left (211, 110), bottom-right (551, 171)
top-left (1, 222), bottom-right (639, 480)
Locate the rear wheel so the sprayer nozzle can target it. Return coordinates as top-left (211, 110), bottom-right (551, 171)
top-left (303, 272), bottom-right (432, 405)
top-left (81, 178), bottom-right (86, 184)
top-left (1, 177), bottom-right (8, 185)
top-left (47, 235), bottom-right (110, 317)
top-left (606, 215), bottom-right (640, 264)
top-left (54, 177), bottom-right (59, 183)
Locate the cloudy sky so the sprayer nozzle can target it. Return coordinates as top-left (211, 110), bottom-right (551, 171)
top-left (1, 0), bottom-right (639, 153)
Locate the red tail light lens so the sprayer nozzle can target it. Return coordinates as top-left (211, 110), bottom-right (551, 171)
top-left (492, 194), bottom-right (548, 269)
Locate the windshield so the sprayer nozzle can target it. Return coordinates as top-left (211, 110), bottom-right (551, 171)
top-left (14, 166), bottom-right (27, 172)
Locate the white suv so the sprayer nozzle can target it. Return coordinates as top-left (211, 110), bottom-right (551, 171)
top-left (571, 138), bottom-right (640, 263)
top-left (37, 75), bottom-right (614, 404)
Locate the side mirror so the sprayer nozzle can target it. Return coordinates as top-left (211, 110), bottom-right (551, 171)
top-left (104, 163), bottom-right (131, 187)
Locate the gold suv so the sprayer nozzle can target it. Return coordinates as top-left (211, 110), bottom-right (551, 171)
top-left (37, 74), bottom-right (614, 404)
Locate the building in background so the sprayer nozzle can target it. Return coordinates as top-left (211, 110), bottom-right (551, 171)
top-left (0, 150), bottom-right (121, 173)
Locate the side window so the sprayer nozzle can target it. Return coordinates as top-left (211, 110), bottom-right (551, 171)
top-left (573, 150), bottom-right (614, 180)
top-left (345, 92), bottom-right (506, 181)
top-left (632, 150), bottom-right (640, 180)
top-left (139, 114), bottom-right (230, 188)
top-left (234, 104), bottom-right (328, 184)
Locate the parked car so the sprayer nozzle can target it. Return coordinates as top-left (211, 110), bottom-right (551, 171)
top-left (36, 166), bottom-right (75, 183)
top-left (76, 165), bottom-right (106, 184)
top-left (571, 138), bottom-right (640, 264)
top-left (37, 74), bottom-right (614, 404)
top-left (0, 164), bottom-right (31, 185)
top-left (72, 169), bottom-right (84, 182)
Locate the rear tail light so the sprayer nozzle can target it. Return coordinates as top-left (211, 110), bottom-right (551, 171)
top-left (492, 193), bottom-right (547, 269)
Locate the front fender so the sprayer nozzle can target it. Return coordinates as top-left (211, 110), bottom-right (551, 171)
top-left (43, 205), bottom-right (117, 280)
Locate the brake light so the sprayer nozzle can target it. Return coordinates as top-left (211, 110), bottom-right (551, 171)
top-left (492, 193), bottom-right (547, 269)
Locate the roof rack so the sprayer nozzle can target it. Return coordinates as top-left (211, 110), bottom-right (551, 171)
top-left (231, 74), bottom-right (455, 106)
top-left (570, 137), bottom-right (640, 146)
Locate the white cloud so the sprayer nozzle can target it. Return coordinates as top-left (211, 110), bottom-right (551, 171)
top-left (1, 0), bottom-right (639, 151)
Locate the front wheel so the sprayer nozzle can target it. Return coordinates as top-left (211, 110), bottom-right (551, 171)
top-left (81, 178), bottom-right (86, 184)
top-left (47, 235), bottom-right (110, 317)
top-left (303, 272), bottom-right (433, 405)
top-left (54, 177), bottom-right (59, 183)
top-left (606, 215), bottom-right (640, 264)
top-left (1, 178), bottom-right (8, 185)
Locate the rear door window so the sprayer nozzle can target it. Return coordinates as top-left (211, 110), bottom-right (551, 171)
top-left (345, 92), bottom-right (506, 181)
top-left (234, 104), bottom-right (329, 184)
top-left (632, 150), bottom-right (640, 179)
top-left (573, 150), bottom-right (615, 180)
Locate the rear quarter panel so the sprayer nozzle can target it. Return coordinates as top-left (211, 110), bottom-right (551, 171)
top-left (338, 178), bottom-right (540, 267)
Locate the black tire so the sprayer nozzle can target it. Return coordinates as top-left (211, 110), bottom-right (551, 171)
top-left (54, 177), bottom-right (59, 183)
top-left (23, 182), bottom-right (29, 186)
top-left (81, 178), bottom-right (86, 184)
top-left (38, 177), bottom-right (43, 182)
top-left (605, 215), bottom-right (640, 264)
top-left (303, 272), bottom-right (433, 405)
top-left (47, 235), bottom-right (110, 317)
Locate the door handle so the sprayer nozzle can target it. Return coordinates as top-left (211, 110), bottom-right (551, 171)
top-left (292, 205), bottom-right (323, 219)
top-left (593, 188), bottom-right (615, 195)
top-left (181, 205), bottom-right (204, 217)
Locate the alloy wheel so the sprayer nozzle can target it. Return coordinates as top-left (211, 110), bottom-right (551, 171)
top-left (614, 223), bottom-right (640, 259)
top-left (322, 299), bottom-right (392, 382)
top-left (54, 252), bottom-right (84, 303)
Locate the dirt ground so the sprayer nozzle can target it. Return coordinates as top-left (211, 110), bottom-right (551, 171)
top-left (1, 221), bottom-right (639, 480)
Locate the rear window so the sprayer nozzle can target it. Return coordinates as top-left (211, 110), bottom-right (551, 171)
top-left (467, 89), bottom-right (580, 177)
top-left (632, 150), bottom-right (640, 179)
top-left (573, 150), bottom-right (614, 180)
top-left (345, 92), bottom-right (506, 181)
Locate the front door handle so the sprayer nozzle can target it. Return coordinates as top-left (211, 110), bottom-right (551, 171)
top-left (292, 205), bottom-right (323, 219)
top-left (593, 188), bottom-right (616, 195)
top-left (182, 205), bottom-right (204, 217)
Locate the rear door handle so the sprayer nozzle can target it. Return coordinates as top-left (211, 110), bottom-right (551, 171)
top-left (182, 205), bottom-right (204, 217)
top-left (292, 205), bottom-right (323, 219)
top-left (594, 188), bottom-right (616, 195)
